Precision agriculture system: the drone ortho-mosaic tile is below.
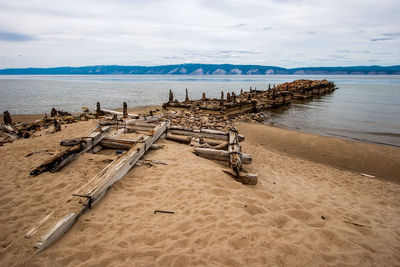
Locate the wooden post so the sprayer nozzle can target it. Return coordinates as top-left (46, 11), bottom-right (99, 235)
top-left (232, 93), bottom-right (236, 102)
top-left (169, 89), bottom-right (174, 102)
top-left (240, 88), bottom-right (243, 95)
top-left (51, 108), bottom-right (57, 117)
top-left (229, 126), bottom-right (241, 172)
top-left (249, 86), bottom-right (253, 93)
top-left (268, 84), bottom-right (271, 90)
top-left (3, 110), bottom-right (12, 125)
top-left (185, 88), bottom-right (189, 102)
top-left (53, 119), bottom-right (61, 133)
top-left (123, 102), bottom-right (128, 119)
top-left (96, 102), bottom-right (101, 117)
top-left (202, 92), bottom-right (206, 101)
top-left (220, 91), bottom-right (224, 100)
top-left (227, 92), bottom-right (231, 102)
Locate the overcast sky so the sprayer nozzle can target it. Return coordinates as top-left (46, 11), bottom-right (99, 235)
top-left (0, 0), bottom-right (399, 68)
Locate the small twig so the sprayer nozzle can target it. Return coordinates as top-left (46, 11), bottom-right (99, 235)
top-left (154, 210), bottom-right (174, 214)
top-left (343, 220), bottom-right (372, 228)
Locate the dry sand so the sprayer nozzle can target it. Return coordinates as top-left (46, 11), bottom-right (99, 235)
top-left (0, 119), bottom-right (399, 266)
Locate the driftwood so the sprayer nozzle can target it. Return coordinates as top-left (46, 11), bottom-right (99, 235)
top-left (100, 108), bottom-right (139, 119)
top-left (33, 122), bottom-right (168, 253)
top-left (166, 133), bottom-right (191, 144)
top-left (30, 126), bottom-right (111, 176)
top-left (194, 147), bottom-right (252, 164)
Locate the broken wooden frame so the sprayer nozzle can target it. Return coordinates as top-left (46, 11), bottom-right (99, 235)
top-left (164, 125), bottom-right (257, 185)
top-left (32, 122), bottom-right (168, 253)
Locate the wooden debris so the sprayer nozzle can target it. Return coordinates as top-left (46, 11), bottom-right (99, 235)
top-left (34, 213), bottom-right (78, 253)
top-left (52, 119), bottom-right (61, 133)
top-left (222, 169), bottom-right (258, 185)
top-left (229, 126), bottom-right (242, 172)
top-left (101, 108), bottom-right (139, 119)
top-left (194, 147), bottom-right (252, 164)
top-left (33, 122), bottom-right (167, 253)
top-left (123, 102), bottom-right (128, 119)
top-left (3, 110), bottom-right (12, 125)
top-left (30, 126), bottom-right (111, 176)
top-left (154, 210), bottom-right (174, 214)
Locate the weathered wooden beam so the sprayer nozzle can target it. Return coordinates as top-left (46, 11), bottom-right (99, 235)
top-left (168, 127), bottom-right (244, 142)
top-left (100, 140), bottom-right (132, 150)
top-left (194, 147), bottom-right (251, 164)
top-left (166, 133), bottom-right (191, 144)
top-left (168, 129), bottom-right (227, 141)
top-left (126, 124), bottom-right (156, 132)
top-left (30, 126), bottom-right (111, 176)
top-left (33, 122), bottom-right (167, 253)
top-left (34, 213), bottom-right (78, 253)
top-left (100, 108), bottom-right (139, 119)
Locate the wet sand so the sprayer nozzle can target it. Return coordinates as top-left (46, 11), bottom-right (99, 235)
top-left (0, 118), bottom-right (399, 266)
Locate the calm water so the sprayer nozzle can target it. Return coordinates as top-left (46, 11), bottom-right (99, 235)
top-left (0, 75), bottom-right (399, 147)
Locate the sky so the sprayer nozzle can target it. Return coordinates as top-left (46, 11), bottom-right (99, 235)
top-left (0, 0), bottom-right (399, 68)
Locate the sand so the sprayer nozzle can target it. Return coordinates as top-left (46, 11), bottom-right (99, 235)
top-left (0, 119), bottom-right (399, 266)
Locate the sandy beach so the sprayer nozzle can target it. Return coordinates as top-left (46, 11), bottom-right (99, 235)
top-left (0, 116), bottom-right (399, 266)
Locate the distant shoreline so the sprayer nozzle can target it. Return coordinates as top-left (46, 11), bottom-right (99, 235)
top-left (1, 63), bottom-right (399, 75)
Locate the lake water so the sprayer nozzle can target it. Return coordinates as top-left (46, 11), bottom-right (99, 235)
top-left (0, 75), bottom-right (399, 147)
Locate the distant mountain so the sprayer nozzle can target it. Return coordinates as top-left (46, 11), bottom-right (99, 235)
top-left (1, 64), bottom-right (400, 75)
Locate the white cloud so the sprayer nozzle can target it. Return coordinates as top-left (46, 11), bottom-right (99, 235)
top-left (0, 0), bottom-right (399, 68)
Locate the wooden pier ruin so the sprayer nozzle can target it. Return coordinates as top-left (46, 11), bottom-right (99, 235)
top-left (27, 100), bottom-right (257, 253)
top-left (163, 79), bottom-right (336, 116)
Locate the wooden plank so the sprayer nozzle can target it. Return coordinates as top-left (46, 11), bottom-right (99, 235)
top-left (166, 133), bottom-right (191, 144)
top-left (168, 129), bottom-right (228, 141)
top-left (194, 147), bottom-right (252, 164)
top-left (101, 108), bottom-right (139, 119)
top-left (126, 125), bottom-right (157, 132)
top-left (81, 122), bottom-right (167, 205)
top-left (124, 115), bottom-right (163, 124)
top-left (100, 141), bottom-right (132, 150)
top-left (168, 127), bottom-right (244, 142)
top-left (223, 169), bottom-right (258, 185)
top-left (34, 213), bottom-right (78, 253)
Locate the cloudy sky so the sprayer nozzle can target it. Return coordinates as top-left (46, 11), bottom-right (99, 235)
top-left (0, 0), bottom-right (399, 68)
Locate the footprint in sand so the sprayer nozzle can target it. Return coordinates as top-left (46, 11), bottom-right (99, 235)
top-left (286, 210), bottom-right (313, 221)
